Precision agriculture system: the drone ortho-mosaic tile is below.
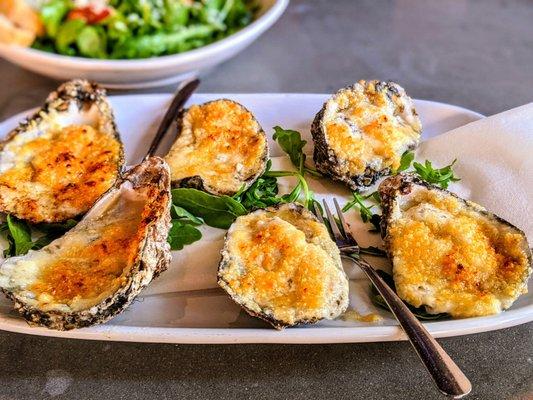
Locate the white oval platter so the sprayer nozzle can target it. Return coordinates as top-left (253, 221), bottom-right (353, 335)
top-left (0, 93), bottom-right (531, 344)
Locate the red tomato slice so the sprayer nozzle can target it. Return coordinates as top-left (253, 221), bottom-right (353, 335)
top-left (67, 6), bottom-right (111, 25)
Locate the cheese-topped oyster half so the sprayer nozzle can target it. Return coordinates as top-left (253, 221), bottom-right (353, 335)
top-left (218, 203), bottom-right (349, 329)
top-left (0, 157), bottom-right (171, 330)
top-left (379, 173), bottom-right (532, 318)
top-left (0, 79), bottom-right (124, 223)
top-left (164, 99), bottom-right (268, 196)
top-left (312, 80), bottom-right (421, 191)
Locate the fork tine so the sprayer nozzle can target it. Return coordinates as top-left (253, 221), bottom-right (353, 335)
top-left (313, 202), bottom-right (326, 225)
top-left (322, 200), bottom-right (345, 241)
top-left (333, 198), bottom-right (348, 237)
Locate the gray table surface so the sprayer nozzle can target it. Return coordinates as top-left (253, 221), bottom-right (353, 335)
top-left (0, 1), bottom-right (532, 399)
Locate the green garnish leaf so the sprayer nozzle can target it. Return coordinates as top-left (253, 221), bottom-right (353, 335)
top-left (34, 219), bottom-right (78, 234)
top-left (272, 126), bottom-right (307, 173)
top-left (171, 205), bottom-right (203, 226)
top-left (171, 188), bottom-right (247, 229)
top-left (342, 192), bottom-right (381, 232)
top-left (1, 216), bottom-right (78, 258)
top-left (30, 219), bottom-right (78, 251)
top-left (396, 150), bottom-right (415, 173)
top-left (5, 215), bottom-right (32, 256)
top-left (264, 170), bottom-right (313, 209)
top-left (239, 175), bottom-right (282, 210)
top-left (413, 159), bottom-right (460, 189)
top-left (167, 220), bottom-right (202, 251)
top-left (272, 126), bottom-right (321, 177)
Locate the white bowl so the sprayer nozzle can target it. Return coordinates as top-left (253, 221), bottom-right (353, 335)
top-left (0, 0), bottom-right (288, 89)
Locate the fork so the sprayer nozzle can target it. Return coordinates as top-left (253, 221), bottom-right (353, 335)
top-left (316, 199), bottom-right (472, 399)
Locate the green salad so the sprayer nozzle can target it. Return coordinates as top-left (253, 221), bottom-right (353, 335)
top-left (33, 0), bottom-right (257, 59)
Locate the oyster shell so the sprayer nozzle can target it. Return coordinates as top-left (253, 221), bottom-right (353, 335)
top-left (218, 203), bottom-right (349, 329)
top-left (0, 157), bottom-right (171, 330)
top-left (379, 173), bottom-right (532, 318)
top-left (0, 79), bottom-right (124, 223)
top-left (312, 80), bottom-right (421, 191)
top-left (164, 99), bottom-right (269, 196)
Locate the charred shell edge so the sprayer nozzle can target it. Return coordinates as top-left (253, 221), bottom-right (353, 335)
top-left (170, 99), bottom-right (269, 196)
top-left (0, 80), bottom-right (122, 158)
top-left (311, 81), bottom-right (419, 192)
top-left (1, 157), bottom-right (172, 330)
top-left (378, 173), bottom-right (533, 309)
top-left (0, 80), bottom-right (125, 223)
top-left (217, 203), bottom-right (348, 330)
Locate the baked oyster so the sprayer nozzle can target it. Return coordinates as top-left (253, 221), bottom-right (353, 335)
top-left (379, 173), bottom-right (532, 318)
top-left (218, 203), bottom-right (349, 329)
top-left (312, 80), bottom-right (421, 191)
top-left (164, 99), bottom-right (268, 196)
top-left (0, 79), bottom-right (124, 223)
top-left (0, 157), bottom-right (171, 330)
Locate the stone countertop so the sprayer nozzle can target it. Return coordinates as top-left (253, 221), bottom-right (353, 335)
top-left (0, 1), bottom-right (532, 399)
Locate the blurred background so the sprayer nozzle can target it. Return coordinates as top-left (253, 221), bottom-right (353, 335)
top-left (1, 0), bottom-right (532, 118)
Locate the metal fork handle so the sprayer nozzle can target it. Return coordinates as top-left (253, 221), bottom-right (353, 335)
top-left (346, 254), bottom-right (472, 398)
top-left (143, 78), bottom-right (200, 161)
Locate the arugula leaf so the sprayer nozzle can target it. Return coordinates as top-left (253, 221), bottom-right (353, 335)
top-left (273, 126), bottom-right (307, 173)
top-left (171, 188), bottom-right (247, 229)
top-left (396, 150), bottom-right (415, 173)
top-left (413, 159), bottom-right (460, 189)
top-left (264, 170), bottom-right (313, 209)
top-left (6, 215), bottom-right (33, 256)
top-left (167, 220), bottom-right (202, 251)
top-left (1, 217), bottom-right (78, 258)
top-left (30, 233), bottom-right (59, 251)
top-left (35, 219), bottom-right (78, 234)
top-left (272, 126), bottom-right (321, 177)
top-left (342, 192), bottom-right (381, 231)
top-left (370, 269), bottom-right (449, 320)
top-left (30, 219), bottom-right (78, 251)
top-left (171, 205), bottom-right (203, 226)
top-left (238, 175), bottom-right (282, 210)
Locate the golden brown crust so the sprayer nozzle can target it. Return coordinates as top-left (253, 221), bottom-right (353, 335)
top-left (379, 173), bottom-right (532, 318)
top-left (0, 80), bottom-right (124, 223)
top-left (0, 157), bottom-right (172, 330)
top-left (218, 203), bottom-right (349, 329)
top-left (165, 99), bottom-right (268, 196)
top-left (312, 80), bottom-right (421, 191)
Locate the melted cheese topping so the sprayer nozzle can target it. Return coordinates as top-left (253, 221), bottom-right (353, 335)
top-left (27, 188), bottom-right (147, 312)
top-left (389, 190), bottom-right (529, 317)
top-left (323, 81), bottom-right (421, 175)
top-left (221, 206), bottom-right (347, 325)
top-left (165, 100), bottom-right (266, 194)
top-left (0, 124), bottom-right (121, 223)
